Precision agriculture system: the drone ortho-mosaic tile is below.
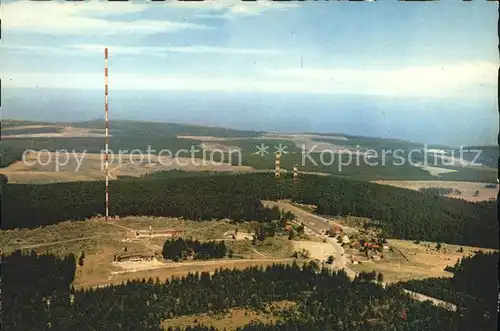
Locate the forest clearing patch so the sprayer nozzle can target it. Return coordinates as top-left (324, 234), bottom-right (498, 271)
top-left (373, 180), bottom-right (498, 202)
top-left (413, 163), bottom-right (458, 177)
top-left (0, 152), bottom-right (257, 184)
top-left (79, 259), bottom-right (294, 289)
top-left (253, 236), bottom-right (294, 258)
top-left (293, 241), bottom-right (335, 261)
top-left (161, 300), bottom-right (296, 330)
top-left (348, 239), bottom-right (498, 283)
top-left (1, 216), bottom-right (293, 289)
top-left (1, 126), bottom-right (107, 138)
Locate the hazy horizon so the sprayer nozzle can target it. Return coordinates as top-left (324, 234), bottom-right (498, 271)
top-left (2, 0), bottom-right (498, 148)
top-left (3, 87), bottom-right (498, 148)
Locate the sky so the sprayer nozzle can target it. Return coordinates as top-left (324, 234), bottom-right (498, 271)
top-left (1, 0), bottom-right (498, 145)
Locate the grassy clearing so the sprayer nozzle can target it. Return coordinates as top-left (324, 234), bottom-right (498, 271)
top-left (0, 217), bottom-right (260, 258)
top-left (0, 216), bottom-right (296, 290)
top-left (348, 239), bottom-right (498, 283)
top-left (161, 301), bottom-right (296, 331)
top-left (303, 235), bottom-right (326, 243)
top-left (292, 240), bottom-right (335, 261)
top-left (78, 259), bottom-right (295, 290)
top-left (226, 240), bottom-right (255, 258)
top-left (0, 219), bottom-right (126, 256)
top-left (373, 180), bottom-right (498, 202)
top-left (254, 236), bottom-right (293, 258)
top-left (350, 262), bottom-right (439, 283)
top-left (117, 217), bottom-right (255, 240)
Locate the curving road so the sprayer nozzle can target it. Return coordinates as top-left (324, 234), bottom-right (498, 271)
top-left (263, 200), bottom-right (357, 278)
top-left (266, 200), bottom-right (457, 311)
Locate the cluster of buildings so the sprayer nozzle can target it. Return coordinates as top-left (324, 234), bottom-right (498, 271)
top-left (114, 252), bottom-right (156, 262)
top-left (349, 252), bottom-right (383, 265)
top-left (347, 238), bottom-right (390, 264)
top-left (135, 228), bottom-right (183, 238)
top-left (349, 240), bottom-right (389, 251)
top-left (115, 227), bottom-right (184, 263)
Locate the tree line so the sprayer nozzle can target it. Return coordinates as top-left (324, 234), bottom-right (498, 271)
top-left (162, 238), bottom-right (228, 262)
top-left (3, 173), bottom-right (498, 248)
top-left (2, 174), bottom-right (281, 229)
top-left (1, 250), bottom-right (467, 331)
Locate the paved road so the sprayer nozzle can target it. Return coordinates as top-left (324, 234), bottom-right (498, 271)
top-left (264, 200), bottom-right (357, 279)
top-left (264, 200), bottom-right (358, 234)
top-left (267, 200), bottom-right (457, 311)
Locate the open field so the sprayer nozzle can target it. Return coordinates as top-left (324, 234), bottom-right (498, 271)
top-left (178, 133), bottom-right (364, 155)
top-left (254, 236), bottom-right (294, 258)
top-left (1, 126), bottom-right (64, 136)
top-left (349, 239), bottom-right (498, 283)
top-left (373, 180), bottom-right (499, 202)
top-left (2, 125), bottom-right (63, 131)
top-left (117, 217), bottom-right (256, 240)
top-left (293, 240), bottom-right (335, 261)
top-left (0, 152), bottom-right (257, 183)
top-left (81, 258), bottom-right (295, 289)
top-left (0, 216), bottom-right (295, 289)
top-left (2, 120), bottom-right (495, 183)
top-left (162, 301), bottom-right (296, 330)
top-left (0, 217), bottom-right (256, 253)
top-left (0, 219), bottom-right (127, 255)
top-left (2, 125), bottom-right (107, 138)
top-left (414, 163), bottom-right (458, 177)
top-left (268, 200), bottom-right (499, 283)
top-left (178, 133), bottom-right (348, 142)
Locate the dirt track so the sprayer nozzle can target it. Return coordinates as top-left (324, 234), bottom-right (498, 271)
top-left (110, 258), bottom-right (295, 276)
top-left (0, 152), bottom-right (258, 184)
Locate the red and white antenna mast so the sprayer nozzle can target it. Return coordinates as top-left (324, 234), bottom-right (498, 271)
top-left (104, 48), bottom-right (109, 222)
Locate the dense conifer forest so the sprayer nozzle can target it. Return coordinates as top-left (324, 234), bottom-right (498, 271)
top-left (0, 145), bottom-right (26, 167)
top-left (1, 251), bottom-right (76, 331)
top-left (3, 173), bottom-right (497, 248)
top-left (2, 250), bottom-right (475, 331)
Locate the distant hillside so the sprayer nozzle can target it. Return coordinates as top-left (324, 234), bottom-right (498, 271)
top-left (3, 173), bottom-right (498, 248)
top-left (454, 145), bottom-right (498, 168)
top-left (1, 119), bottom-right (496, 183)
top-left (71, 119), bottom-right (263, 138)
top-left (311, 133), bottom-right (450, 151)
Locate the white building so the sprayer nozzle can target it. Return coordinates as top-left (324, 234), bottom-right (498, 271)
top-left (342, 235), bottom-right (350, 244)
